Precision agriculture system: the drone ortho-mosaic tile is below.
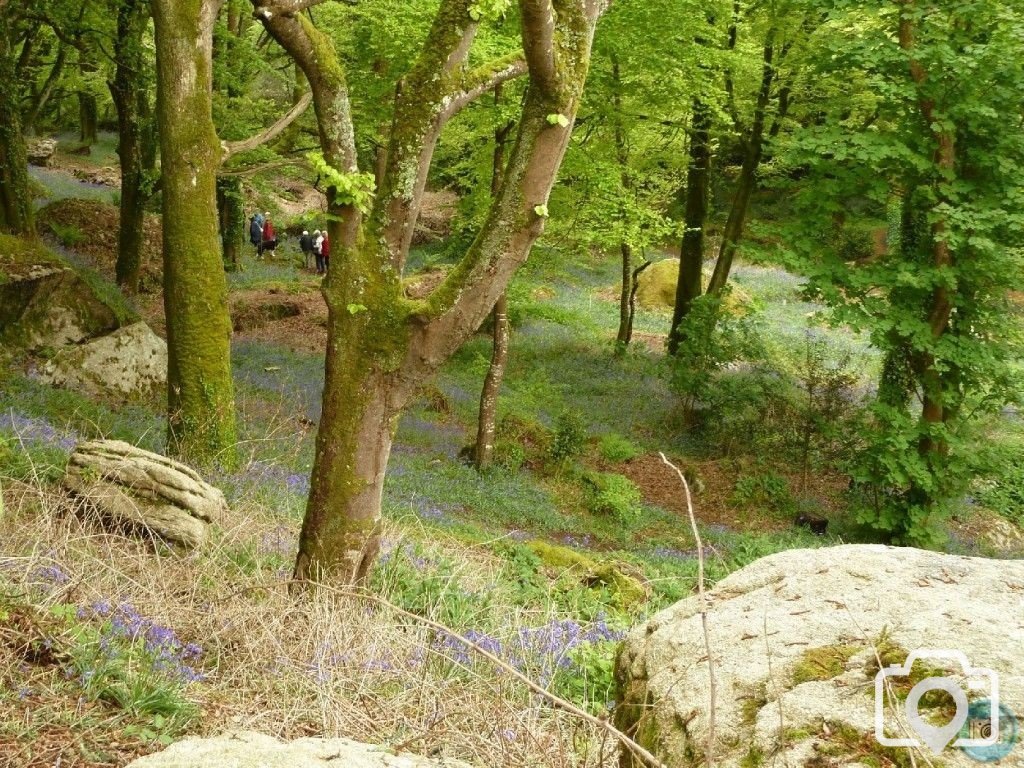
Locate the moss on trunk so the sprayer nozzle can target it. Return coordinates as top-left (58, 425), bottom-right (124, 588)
top-left (0, 10), bottom-right (34, 237)
top-left (153, 0), bottom-right (237, 468)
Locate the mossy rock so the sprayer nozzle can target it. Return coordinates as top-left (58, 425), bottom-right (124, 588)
top-left (634, 258), bottom-right (752, 316)
top-left (527, 541), bottom-right (647, 608)
top-left (0, 234), bottom-right (137, 350)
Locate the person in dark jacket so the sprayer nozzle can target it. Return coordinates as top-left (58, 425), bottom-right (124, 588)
top-left (249, 214), bottom-right (263, 257)
top-left (299, 230), bottom-right (313, 270)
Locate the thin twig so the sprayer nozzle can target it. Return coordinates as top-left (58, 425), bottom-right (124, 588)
top-left (660, 452), bottom-right (716, 768)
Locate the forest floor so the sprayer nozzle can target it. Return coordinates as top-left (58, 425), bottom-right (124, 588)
top-left (2, 138), bottom-right (1023, 767)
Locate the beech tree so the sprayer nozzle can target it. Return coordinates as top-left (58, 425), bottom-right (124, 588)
top-left (253, 0), bottom-right (608, 583)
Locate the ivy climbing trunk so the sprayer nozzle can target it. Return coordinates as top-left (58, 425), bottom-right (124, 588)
top-left (110, 0), bottom-right (152, 293)
top-left (669, 98), bottom-right (710, 353)
top-left (0, 8), bottom-right (33, 236)
top-left (153, 0), bottom-right (237, 467)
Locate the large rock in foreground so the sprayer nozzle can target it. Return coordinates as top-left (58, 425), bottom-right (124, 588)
top-left (64, 440), bottom-right (227, 547)
top-left (615, 544), bottom-right (1024, 768)
top-left (42, 321), bottom-right (167, 398)
top-left (125, 732), bottom-right (471, 768)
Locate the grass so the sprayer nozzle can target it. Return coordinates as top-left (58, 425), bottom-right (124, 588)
top-left (1, 205), bottom-right (1021, 767)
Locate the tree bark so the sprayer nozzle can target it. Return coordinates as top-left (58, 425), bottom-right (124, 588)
top-left (668, 98), bottom-right (711, 353)
top-left (0, 8), bottom-right (34, 236)
top-left (255, 0), bottom-right (606, 584)
top-left (153, 0), bottom-right (237, 468)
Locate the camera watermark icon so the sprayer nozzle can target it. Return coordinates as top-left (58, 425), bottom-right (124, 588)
top-left (874, 649), bottom-right (1001, 755)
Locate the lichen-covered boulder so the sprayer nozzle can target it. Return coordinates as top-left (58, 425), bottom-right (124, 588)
top-left (125, 732), bottom-right (472, 768)
top-left (63, 440), bottom-right (227, 547)
top-left (615, 544), bottom-right (1024, 768)
top-left (0, 234), bottom-right (135, 350)
top-left (26, 138), bottom-right (58, 167)
top-left (42, 322), bottom-right (166, 398)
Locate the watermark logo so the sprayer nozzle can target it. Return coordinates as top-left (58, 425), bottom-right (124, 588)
top-left (874, 649), bottom-right (1016, 758)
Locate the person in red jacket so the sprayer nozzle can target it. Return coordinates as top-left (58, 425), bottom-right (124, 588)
top-left (321, 230), bottom-right (329, 272)
top-left (261, 213), bottom-right (277, 259)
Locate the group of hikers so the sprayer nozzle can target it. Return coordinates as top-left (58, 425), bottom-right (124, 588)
top-left (248, 212), bottom-right (330, 275)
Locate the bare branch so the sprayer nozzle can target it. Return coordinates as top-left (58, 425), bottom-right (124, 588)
top-left (221, 91), bottom-right (313, 162)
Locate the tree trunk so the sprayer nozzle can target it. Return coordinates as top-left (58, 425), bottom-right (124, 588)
top-left (475, 85), bottom-right (514, 471)
top-left (153, 0), bottom-right (237, 468)
top-left (217, 175), bottom-right (244, 271)
top-left (0, 10), bottom-right (34, 236)
top-left (475, 293), bottom-right (509, 470)
top-left (24, 43), bottom-right (66, 136)
top-left (669, 99), bottom-right (711, 353)
top-left (110, 0), bottom-right (151, 293)
top-left (611, 53), bottom-right (635, 351)
top-left (706, 40), bottom-right (776, 297)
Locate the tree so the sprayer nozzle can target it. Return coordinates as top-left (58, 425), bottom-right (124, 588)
top-left (109, 0), bottom-right (156, 292)
top-left (781, 0), bottom-right (1024, 543)
top-left (254, 0), bottom-right (608, 584)
top-left (151, 0), bottom-right (238, 467)
top-left (0, 1), bottom-right (35, 236)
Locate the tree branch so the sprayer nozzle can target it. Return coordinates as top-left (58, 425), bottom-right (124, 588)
top-left (221, 91), bottom-right (312, 162)
top-left (519, 0), bottom-right (556, 92)
top-left (441, 55), bottom-right (528, 122)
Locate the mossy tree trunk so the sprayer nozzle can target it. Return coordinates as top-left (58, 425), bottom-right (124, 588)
top-left (110, 0), bottom-right (154, 293)
top-left (152, 0), bottom-right (237, 468)
top-left (0, 8), bottom-right (33, 236)
top-left (217, 175), bottom-right (245, 272)
top-left (255, 0), bottom-right (608, 585)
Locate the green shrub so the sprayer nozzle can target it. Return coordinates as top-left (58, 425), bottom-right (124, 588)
top-left (732, 472), bottom-right (793, 510)
top-left (549, 411), bottom-right (588, 464)
top-left (584, 472), bottom-right (643, 522)
top-left (597, 433), bottom-right (641, 463)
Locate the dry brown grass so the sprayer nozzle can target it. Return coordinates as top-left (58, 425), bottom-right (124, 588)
top-left (0, 475), bottom-right (620, 768)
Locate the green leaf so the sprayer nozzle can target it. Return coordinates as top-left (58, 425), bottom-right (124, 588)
top-left (346, 303), bottom-right (368, 315)
top-left (533, 204), bottom-right (549, 217)
top-left (546, 113), bottom-right (569, 127)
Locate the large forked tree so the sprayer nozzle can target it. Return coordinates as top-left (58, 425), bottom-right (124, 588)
top-left (253, 0), bottom-right (608, 584)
